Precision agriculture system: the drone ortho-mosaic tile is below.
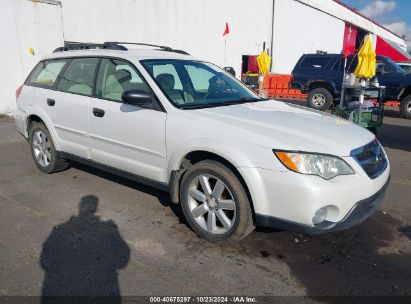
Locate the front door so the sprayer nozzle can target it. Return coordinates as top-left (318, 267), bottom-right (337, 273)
top-left (376, 58), bottom-right (402, 100)
top-left (88, 58), bottom-right (167, 183)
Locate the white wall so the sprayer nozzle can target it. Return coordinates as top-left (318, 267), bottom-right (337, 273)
top-left (0, 0), bottom-right (25, 114)
top-left (1, 0), bottom-right (406, 114)
top-left (60, 0), bottom-right (274, 78)
top-left (0, 0), bottom-right (63, 115)
top-left (271, 0), bottom-right (345, 74)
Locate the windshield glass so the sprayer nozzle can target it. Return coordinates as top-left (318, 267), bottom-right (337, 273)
top-left (141, 59), bottom-right (263, 109)
top-left (382, 57), bottom-right (405, 74)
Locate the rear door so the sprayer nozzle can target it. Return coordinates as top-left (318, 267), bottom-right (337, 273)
top-left (88, 58), bottom-right (167, 182)
top-left (50, 57), bottom-right (99, 157)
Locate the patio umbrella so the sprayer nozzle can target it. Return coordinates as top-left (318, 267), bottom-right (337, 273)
top-left (354, 35), bottom-right (376, 79)
top-left (257, 51), bottom-right (271, 76)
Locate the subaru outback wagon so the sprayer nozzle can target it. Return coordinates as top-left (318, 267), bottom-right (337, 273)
top-left (14, 42), bottom-right (390, 243)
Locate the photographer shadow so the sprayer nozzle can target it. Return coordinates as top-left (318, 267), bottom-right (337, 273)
top-left (40, 195), bottom-right (130, 303)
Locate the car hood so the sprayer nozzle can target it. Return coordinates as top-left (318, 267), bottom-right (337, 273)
top-left (190, 100), bottom-right (375, 156)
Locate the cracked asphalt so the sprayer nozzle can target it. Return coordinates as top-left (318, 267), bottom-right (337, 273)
top-left (0, 100), bottom-right (410, 302)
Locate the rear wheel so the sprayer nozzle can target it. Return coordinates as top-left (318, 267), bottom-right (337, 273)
top-left (180, 160), bottom-right (254, 243)
top-left (29, 122), bottom-right (69, 173)
top-left (307, 87), bottom-right (333, 111)
top-left (400, 94), bottom-right (411, 120)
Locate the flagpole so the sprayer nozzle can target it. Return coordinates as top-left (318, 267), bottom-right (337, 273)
top-left (339, 56), bottom-right (348, 108)
top-left (224, 37), bottom-right (227, 66)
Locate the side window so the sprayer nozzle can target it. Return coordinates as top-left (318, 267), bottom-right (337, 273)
top-left (332, 58), bottom-right (344, 71)
top-left (57, 58), bottom-right (98, 96)
top-left (185, 65), bottom-right (214, 93)
top-left (95, 58), bottom-right (150, 102)
top-left (152, 64), bottom-right (183, 90)
top-left (27, 60), bottom-right (67, 88)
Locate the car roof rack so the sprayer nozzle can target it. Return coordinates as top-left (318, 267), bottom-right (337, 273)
top-left (53, 41), bottom-right (189, 55)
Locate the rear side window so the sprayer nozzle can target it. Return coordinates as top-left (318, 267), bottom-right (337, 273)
top-left (299, 57), bottom-right (331, 69)
top-left (332, 56), bottom-right (357, 72)
top-left (27, 60), bottom-right (67, 88)
top-left (57, 58), bottom-right (99, 96)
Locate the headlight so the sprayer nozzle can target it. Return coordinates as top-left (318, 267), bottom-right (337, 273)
top-left (273, 150), bottom-right (354, 180)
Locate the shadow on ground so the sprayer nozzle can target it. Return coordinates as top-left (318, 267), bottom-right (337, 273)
top-left (70, 162), bottom-right (187, 221)
top-left (40, 195), bottom-right (130, 303)
top-left (68, 145), bottom-right (411, 301)
top-left (378, 122), bottom-right (411, 152)
top-left (233, 212), bottom-right (411, 299)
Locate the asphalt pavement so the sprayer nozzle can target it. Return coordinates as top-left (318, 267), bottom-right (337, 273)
top-left (0, 100), bottom-right (410, 302)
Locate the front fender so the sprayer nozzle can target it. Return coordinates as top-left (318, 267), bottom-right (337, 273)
top-left (167, 137), bottom-right (257, 181)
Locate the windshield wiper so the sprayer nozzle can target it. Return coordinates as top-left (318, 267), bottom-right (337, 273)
top-left (222, 97), bottom-right (268, 105)
top-left (180, 103), bottom-right (221, 110)
top-left (180, 97), bottom-right (269, 110)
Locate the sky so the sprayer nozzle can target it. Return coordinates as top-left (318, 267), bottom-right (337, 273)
top-left (341, 0), bottom-right (411, 50)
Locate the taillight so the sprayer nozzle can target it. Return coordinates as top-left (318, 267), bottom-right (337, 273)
top-left (16, 85), bottom-right (23, 100)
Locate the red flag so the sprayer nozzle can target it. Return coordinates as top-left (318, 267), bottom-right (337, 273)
top-left (223, 22), bottom-right (229, 36)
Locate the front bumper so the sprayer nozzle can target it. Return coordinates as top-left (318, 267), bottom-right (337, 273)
top-left (238, 157), bottom-right (390, 233)
top-left (255, 176), bottom-right (389, 234)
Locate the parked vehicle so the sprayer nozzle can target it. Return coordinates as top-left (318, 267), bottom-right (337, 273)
top-left (15, 42), bottom-right (390, 243)
top-left (290, 54), bottom-right (411, 119)
top-left (397, 62), bottom-right (411, 74)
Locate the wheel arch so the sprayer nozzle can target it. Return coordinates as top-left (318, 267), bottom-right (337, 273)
top-left (399, 86), bottom-right (411, 100)
top-left (25, 110), bottom-right (61, 150)
top-left (308, 81), bottom-right (336, 97)
top-left (168, 150), bottom-right (256, 222)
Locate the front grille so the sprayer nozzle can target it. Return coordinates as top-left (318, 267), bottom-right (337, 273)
top-left (351, 140), bottom-right (387, 179)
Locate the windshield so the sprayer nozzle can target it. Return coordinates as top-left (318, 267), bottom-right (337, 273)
top-left (399, 64), bottom-right (411, 74)
top-left (141, 59), bottom-right (263, 109)
top-left (382, 57), bottom-right (405, 74)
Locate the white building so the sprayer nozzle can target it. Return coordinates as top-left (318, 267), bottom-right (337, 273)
top-left (1, 0), bottom-right (408, 114)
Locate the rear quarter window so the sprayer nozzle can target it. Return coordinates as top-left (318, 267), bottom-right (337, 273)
top-left (299, 57), bottom-right (332, 69)
top-left (27, 60), bottom-right (68, 88)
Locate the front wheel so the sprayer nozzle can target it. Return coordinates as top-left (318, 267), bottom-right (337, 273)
top-left (307, 88), bottom-right (333, 111)
top-left (180, 160), bottom-right (255, 243)
top-left (400, 94), bottom-right (411, 120)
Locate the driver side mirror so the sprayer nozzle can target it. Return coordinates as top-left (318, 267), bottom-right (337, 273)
top-left (121, 90), bottom-right (152, 107)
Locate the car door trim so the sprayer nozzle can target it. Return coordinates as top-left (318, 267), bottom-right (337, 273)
top-left (58, 151), bottom-right (169, 192)
top-left (54, 124), bottom-right (88, 137)
top-left (89, 133), bottom-right (165, 158)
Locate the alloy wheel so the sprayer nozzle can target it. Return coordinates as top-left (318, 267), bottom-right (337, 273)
top-left (32, 130), bottom-right (52, 167)
top-left (187, 174), bottom-right (237, 235)
top-left (312, 93), bottom-right (326, 107)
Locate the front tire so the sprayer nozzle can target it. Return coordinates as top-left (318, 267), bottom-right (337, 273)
top-left (29, 122), bottom-right (69, 173)
top-left (400, 94), bottom-right (411, 120)
top-left (180, 160), bottom-right (255, 243)
top-left (307, 87), bottom-right (333, 111)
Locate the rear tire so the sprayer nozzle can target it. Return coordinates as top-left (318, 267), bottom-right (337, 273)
top-left (179, 160), bottom-right (255, 244)
top-left (400, 94), bottom-right (411, 120)
top-left (29, 122), bottom-right (69, 174)
top-left (307, 87), bottom-right (333, 111)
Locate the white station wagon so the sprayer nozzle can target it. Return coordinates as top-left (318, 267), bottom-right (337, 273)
top-left (14, 42), bottom-right (390, 243)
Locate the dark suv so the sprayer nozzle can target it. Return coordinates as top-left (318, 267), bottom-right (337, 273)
top-left (290, 54), bottom-right (411, 119)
